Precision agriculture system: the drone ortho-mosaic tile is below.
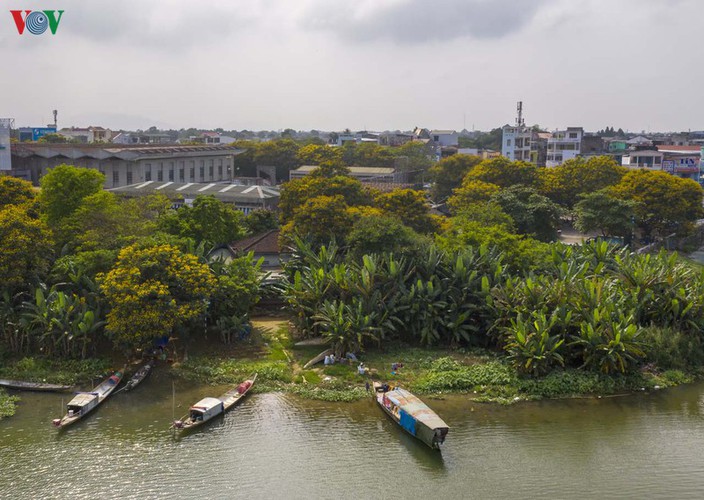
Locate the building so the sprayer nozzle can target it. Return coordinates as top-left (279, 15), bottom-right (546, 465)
top-left (621, 150), bottom-right (663, 169)
top-left (430, 130), bottom-right (459, 147)
top-left (289, 165), bottom-right (399, 183)
top-left (378, 132), bottom-right (414, 147)
top-left (18, 126), bottom-right (57, 142)
top-left (210, 230), bottom-right (289, 270)
top-left (192, 132), bottom-right (237, 145)
top-left (501, 125), bottom-right (533, 162)
top-left (546, 127), bottom-right (583, 167)
top-left (0, 119), bottom-right (12, 171)
top-left (10, 143), bottom-right (245, 187)
top-left (58, 126), bottom-right (114, 143)
top-left (111, 132), bottom-right (173, 145)
top-left (108, 181), bottom-right (279, 215)
top-left (658, 145), bottom-right (701, 183)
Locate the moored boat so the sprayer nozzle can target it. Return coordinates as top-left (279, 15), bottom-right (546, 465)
top-left (122, 361), bottom-right (154, 392)
top-left (303, 348), bottom-right (333, 369)
top-left (52, 367), bottom-right (125, 429)
top-left (0, 379), bottom-right (73, 392)
top-left (372, 381), bottom-right (449, 450)
top-left (172, 373), bottom-right (257, 432)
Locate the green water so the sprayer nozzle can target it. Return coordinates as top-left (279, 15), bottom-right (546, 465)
top-left (3, 368), bottom-right (704, 499)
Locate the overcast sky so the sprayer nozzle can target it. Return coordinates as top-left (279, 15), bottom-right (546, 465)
top-left (1, 0), bottom-right (702, 133)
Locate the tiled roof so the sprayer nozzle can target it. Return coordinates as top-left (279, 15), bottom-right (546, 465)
top-left (657, 145), bottom-right (701, 153)
top-left (229, 229), bottom-right (281, 254)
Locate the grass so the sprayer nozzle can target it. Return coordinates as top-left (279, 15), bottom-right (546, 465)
top-left (0, 357), bottom-right (115, 385)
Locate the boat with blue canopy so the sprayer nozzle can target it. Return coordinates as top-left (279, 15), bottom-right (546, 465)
top-left (372, 381), bottom-right (449, 450)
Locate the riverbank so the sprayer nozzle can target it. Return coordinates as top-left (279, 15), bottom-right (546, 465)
top-left (0, 318), bottom-right (696, 418)
top-left (173, 318), bottom-right (696, 404)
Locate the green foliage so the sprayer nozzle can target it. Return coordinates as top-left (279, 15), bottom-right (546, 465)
top-left (0, 176), bottom-right (35, 208)
top-left (447, 180), bottom-right (501, 214)
top-left (38, 164), bottom-right (105, 227)
top-left (101, 244), bottom-right (216, 348)
top-left (574, 190), bottom-right (638, 238)
top-left (279, 175), bottom-right (372, 223)
top-left (0, 356), bottom-right (112, 385)
top-left (244, 209), bottom-right (279, 235)
top-left (0, 204), bottom-right (54, 291)
top-left (504, 312), bottom-right (565, 376)
top-left (540, 156), bottom-right (627, 209)
top-left (0, 389), bottom-right (19, 418)
top-left (465, 157), bottom-right (541, 190)
top-left (611, 169), bottom-right (704, 238)
top-left (281, 195), bottom-right (356, 248)
top-left (429, 154), bottom-right (482, 201)
top-left (491, 185), bottom-right (563, 241)
top-left (414, 360), bottom-right (517, 392)
top-left (347, 215), bottom-right (428, 260)
top-left (158, 195), bottom-right (245, 246)
top-left (374, 189), bottom-right (439, 234)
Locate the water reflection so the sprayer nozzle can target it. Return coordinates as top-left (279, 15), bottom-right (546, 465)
top-left (5, 382), bottom-right (704, 498)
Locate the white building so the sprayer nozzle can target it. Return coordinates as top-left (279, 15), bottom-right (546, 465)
top-left (430, 130), bottom-right (459, 147)
top-left (501, 125), bottom-right (533, 162)
top-left (546, 127), bottom-right (583, 167)
top-left (59, 126), bottom-right (114, 143)
top-left (621, 150), bottom-right (663, 169)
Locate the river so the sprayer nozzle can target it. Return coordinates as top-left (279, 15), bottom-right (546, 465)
top-left (2, 369), bottom-right (704, 499)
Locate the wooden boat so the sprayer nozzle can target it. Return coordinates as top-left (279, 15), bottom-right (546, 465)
top-left (303, 348), bottom-right (333, 369)
top-left (172, 373), bottom-right (257, 432)
top-left (52, 367), bottom-right (125, 429)
top-left (0, 379), bottom-right (73, 392)
top-left (121, 361), bottom-right (154, 392)
top-left (372, 381), bottom-right (449, 450)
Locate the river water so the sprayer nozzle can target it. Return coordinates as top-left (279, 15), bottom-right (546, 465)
top-left (2, 369), bottom-right (704, 499)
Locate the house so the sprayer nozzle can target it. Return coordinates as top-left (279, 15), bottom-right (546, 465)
top-left (210, 229), bottom-right (289, 270)
top-left (546, 127), bottom-right (583, 167)
top-left (58, 126), bottom-right (114, 143)
top-left (430, 130), bottom-right (459, 147)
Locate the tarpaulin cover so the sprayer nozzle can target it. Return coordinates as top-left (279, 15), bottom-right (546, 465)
top-left (399, 408), bottom-right (416, 436)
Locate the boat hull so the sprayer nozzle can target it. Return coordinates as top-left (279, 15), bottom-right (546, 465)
top-left (373, 383), bottom-right (448, 450)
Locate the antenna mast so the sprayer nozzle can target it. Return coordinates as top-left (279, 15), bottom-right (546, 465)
top-left (516, 101), bottom-right (525, 127)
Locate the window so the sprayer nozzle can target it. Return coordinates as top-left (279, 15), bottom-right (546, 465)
top-left (506, 139), bottom-right (512, 147)
top-left (168, 169), bottom-right (174, 181)
top-left (190, 161), bottom-right (195, 180)
top-left (145, 163), bottom-right (151, 181)
top-left (199, 160), bottom-right (205, 180)
top-left (209, 159), bottom-right (214, 179)
top-left (569, 132), bottom-right (578, 139)
top-left (218, 164), bottom-right (223, 179)
top-left (113, 170), bottom-right (119, 185)
top-left (126, 171), bottom-right (133, 184)
top-left (179, 167), bottom-right (185, 182)
top-left (157, 169), bottom-right (163, 182)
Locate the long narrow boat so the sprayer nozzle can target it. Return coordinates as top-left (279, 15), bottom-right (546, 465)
top-left (0, 379), bottom-right (73, 392)
top-left (172, 373), bottom-right (257, 433)
top-left (372, 381), bottom-right (449, 450)
top-left (303, 348), bottom-right (333, 369)
top-left (121, 361), bottom-right (154, 392)
top-left (52, 367), bottom-right (125, 429)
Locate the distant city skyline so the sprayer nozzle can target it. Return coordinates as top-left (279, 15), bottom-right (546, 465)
top-left (2, 0), bottom-right (702, 133)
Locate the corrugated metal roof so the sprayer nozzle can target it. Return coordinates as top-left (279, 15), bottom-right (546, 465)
top-left (108, 182), bottom-right (280, 203)
top-left (385, 388), bottom-right (448, 430)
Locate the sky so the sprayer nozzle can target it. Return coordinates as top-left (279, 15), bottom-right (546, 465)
top-left (1, 0), bottom-right (702, 133)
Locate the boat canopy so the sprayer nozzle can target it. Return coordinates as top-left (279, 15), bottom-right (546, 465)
top-left (191, 397), bottom-right (223, 412)
top-left (384, 388), bottom-right (449, 431)
top-left (67, 392), bottom-right (99, 407)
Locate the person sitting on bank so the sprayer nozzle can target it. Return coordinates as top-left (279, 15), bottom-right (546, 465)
top-left (358, 362), bottom-right (366, 375)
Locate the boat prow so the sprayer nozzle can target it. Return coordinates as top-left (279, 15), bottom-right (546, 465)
top-left (372, 381), bottom-right (449, 450)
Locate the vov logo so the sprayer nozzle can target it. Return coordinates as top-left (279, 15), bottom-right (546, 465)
top-left (10, 10), bottom-right (64, 35)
